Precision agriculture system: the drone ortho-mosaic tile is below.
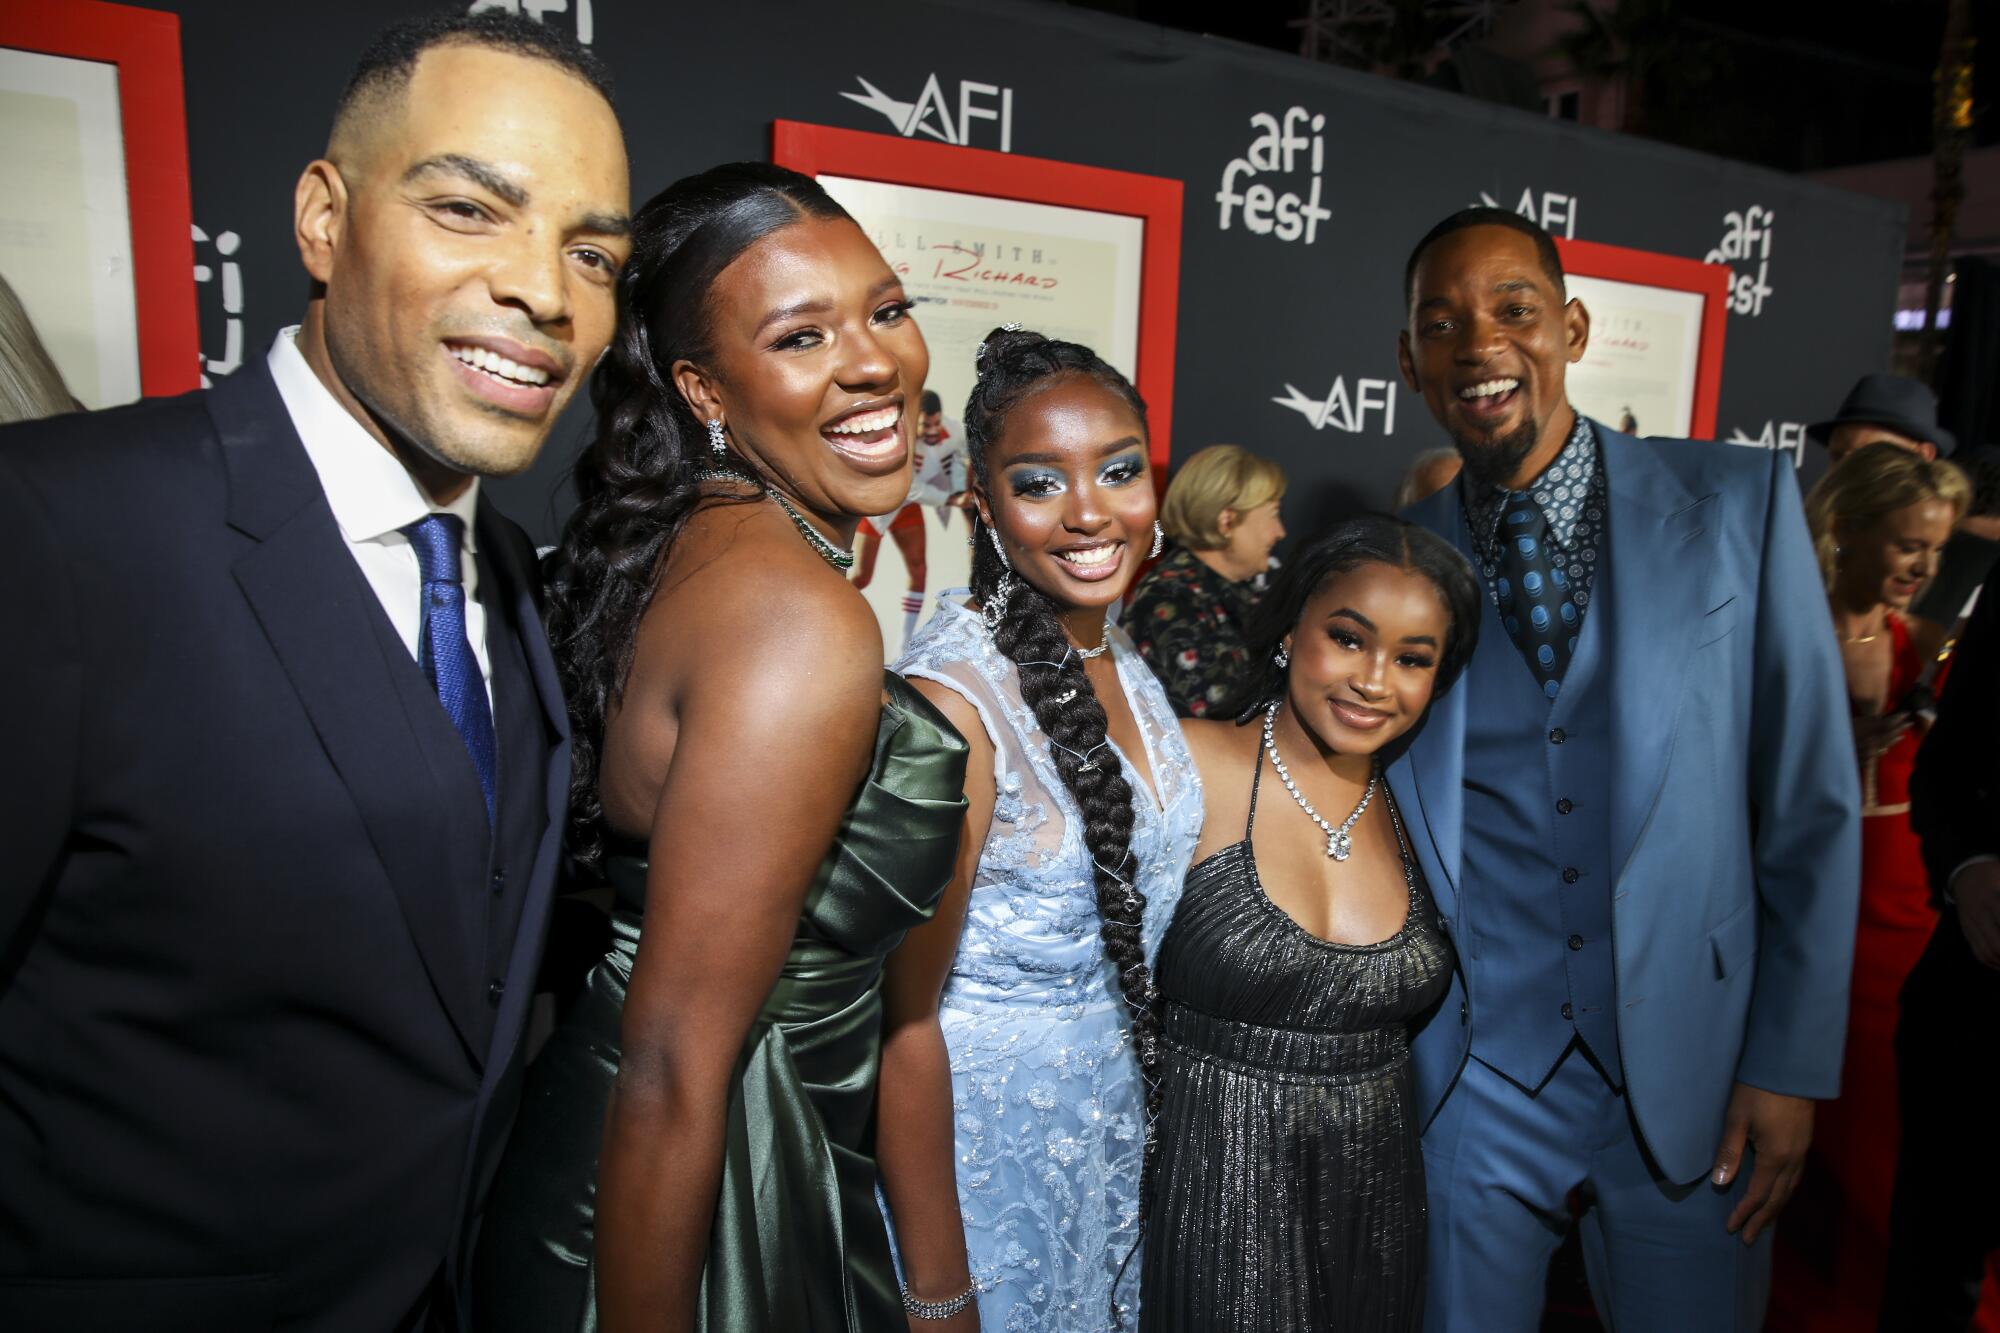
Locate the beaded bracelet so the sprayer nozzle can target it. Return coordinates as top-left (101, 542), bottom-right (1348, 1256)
top-left (901, 1279), bottom-right (978, 1320)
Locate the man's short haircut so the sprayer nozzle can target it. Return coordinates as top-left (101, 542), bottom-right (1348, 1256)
top-left (331, 11), bottom-right (613, 149)
top-left (921, 389), bottom-right (943, 415)
top-left (1404, 206), bottom-right (1565, 309)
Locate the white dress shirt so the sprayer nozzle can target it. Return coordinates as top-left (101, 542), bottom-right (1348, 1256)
top-left (267, 327), bottom-right (493, 705)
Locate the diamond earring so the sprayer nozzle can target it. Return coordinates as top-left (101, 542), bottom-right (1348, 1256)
top-left (1275, 642), bottom-right (1290, 669)
top-left (981, 522), bottom-right (1017, 631)
top-left (1150, 520), bottom-right (1164, 559)
top-left (707, 418), bottom-right (726, 457)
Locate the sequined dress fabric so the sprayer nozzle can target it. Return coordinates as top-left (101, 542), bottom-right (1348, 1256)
top-left (1142, 753), bottom-right (1452, 1332)
top-left (894, 598), bottom-right (1203, 1331)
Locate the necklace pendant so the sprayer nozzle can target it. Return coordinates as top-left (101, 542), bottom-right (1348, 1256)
top-left (1329, 831), bottom-right (1351, 861)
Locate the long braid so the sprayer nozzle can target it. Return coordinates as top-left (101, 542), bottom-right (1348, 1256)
top-left (963, 328), bottom-right (1162, 1319)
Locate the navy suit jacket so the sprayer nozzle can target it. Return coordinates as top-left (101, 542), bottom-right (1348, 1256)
top-left (1390, 425), bottom-right (1861, 1184)
top-left (0, 365), bottom-right (569, 1329)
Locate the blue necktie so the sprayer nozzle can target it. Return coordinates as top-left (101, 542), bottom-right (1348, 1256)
top-left (404, 514), bottom-right (497, 820)
top-left (1492, 495), bottom-right (1579, 700)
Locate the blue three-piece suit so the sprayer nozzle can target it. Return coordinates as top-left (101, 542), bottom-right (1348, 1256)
top-left (1390, 421), bottom-right (1861, 1331)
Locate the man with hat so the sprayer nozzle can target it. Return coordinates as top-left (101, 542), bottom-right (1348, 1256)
top-left (1811, 372), bottom-right (1956, 463)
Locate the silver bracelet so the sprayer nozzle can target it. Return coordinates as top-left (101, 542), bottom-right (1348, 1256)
top-left (901, 1279), bottom-right (978, 1320)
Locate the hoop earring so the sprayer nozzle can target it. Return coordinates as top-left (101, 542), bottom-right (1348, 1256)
top-left (981, 521), bottom-right (1017, 632)
top-left (707, 418), bottom-right (727, 457)
top-left (1150, 520), bottom-right (1164, 559)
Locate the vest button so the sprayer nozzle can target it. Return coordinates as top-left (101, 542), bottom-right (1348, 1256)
top-left (1561, 1001), bottom-right (1574, 1020)
top-left (1569, 934), bottom-right (1585, 950)
top-left (1562, 867), bottom-right (1581, 884)
top-left (1557, 798), bottom-right (1574, 815)
top-left (491, 868), bottom-right (507, 897)
top-left (1460, 1000), bottom-right (1469, 1024)
top-left (1549, 727), bottom-right (1567, 744)
top-left (487, 979), bottom-right (505, 1007)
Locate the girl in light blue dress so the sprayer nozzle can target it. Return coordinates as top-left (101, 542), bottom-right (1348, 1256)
top-left (878, 328), bottom-right (1202, 1331)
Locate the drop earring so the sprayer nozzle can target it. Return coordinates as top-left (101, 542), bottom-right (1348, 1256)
top-left (1275, 642), bottom-right (1290, 669)
top-left (1150, 520), bottom-right (1164, 559)
top-left (707, 418), bottom-right (727, 458)
top-left (981, 520), bottom-right (1018, 632)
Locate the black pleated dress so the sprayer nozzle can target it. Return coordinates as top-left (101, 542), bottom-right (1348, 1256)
top-left (1141, 751), bottom-right (1453, 1332)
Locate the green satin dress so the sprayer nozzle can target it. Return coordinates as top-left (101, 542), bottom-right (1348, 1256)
top-left (474, 673), bottom-right (967, 1332)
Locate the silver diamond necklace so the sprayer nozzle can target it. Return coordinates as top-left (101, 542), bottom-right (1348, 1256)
top-left (1262, 700), bottom-right (1377, 860)
top-left (697, 468), bottom-right (854, 572)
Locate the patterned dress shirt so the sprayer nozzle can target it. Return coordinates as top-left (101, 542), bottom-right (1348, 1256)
top-left (1123, 544), bottom-right (1260, 719)
top-left (1462, 412), bottom-right (1607, 621)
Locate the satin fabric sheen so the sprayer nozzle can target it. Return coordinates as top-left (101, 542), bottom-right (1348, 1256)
top-left (473, 673), bottom-right (967, 1331)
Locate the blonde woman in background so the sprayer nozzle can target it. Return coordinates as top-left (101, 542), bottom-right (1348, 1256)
top-left (0, 274), bottom-right (78, 424)
top-left (1122, 443), bottom-right (1287, 716)
top-left (1780, 440), bottom-right (1969, 1325)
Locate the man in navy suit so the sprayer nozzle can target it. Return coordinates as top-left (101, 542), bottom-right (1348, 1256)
top-left (0, 13), bottom-right (629, 1329)
top-left (1388, 208), bottom-right (1859, 1330)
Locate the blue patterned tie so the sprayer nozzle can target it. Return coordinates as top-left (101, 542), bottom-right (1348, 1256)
top-left (404, 514), bottom-right (497, 820)
top-left (1492, 495), bottom-right (1579, 700)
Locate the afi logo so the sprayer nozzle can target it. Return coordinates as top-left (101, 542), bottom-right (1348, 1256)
top-left (1475, 187), bottom-right (1578, 238)
top-left (1706, 207), bottom-right (1775, 317)
top-left (1727, 420), bottom-right (1805, 469)
top-left (1216, 107), bottom-right (1331, 245)
top-left (1272, 376), bottom-right (1397, 434)
top-left (467, 0), bottom-right (593, 44)
top-left (192, 223), bottom-right (245, 385)
top-left (841, 75), bottom-right (1014, 152)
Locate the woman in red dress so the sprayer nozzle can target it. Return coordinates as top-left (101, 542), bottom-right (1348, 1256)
top-left (1780, 441), bottom-right (1969, 1330)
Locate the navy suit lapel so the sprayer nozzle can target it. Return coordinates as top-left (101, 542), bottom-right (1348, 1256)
top-left (1393, 483), bottom-right (1471, 910)
top-left (471, 502), bottom-right (570, 1073)
top-left (474, 505), bottom-right (566, 748)
top-left (1597, 430), bottom-right (1720, 882)
top-left (210, 367), bottom-right (485, 1060)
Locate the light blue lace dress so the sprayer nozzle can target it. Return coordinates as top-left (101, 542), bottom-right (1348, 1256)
top-left (894, 597), bottom-right (1203, 1331)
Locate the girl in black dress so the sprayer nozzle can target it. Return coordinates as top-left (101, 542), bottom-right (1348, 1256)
top-left (1143, 515), bottom-right (1480, 1332)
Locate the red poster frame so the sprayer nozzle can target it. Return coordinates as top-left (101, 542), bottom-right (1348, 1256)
top-left (2, 0), bottom-right (199, 400)
top-left (772, 119), bottom-right (1184, 481)
top-left (1555, 237), bottom-right (1730, 441)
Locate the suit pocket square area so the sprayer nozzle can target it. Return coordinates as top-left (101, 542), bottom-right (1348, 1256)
top-left (1696, 596), bottom-right (1739, 648)
top-left (1708, 901), bottom-right (1759, 980)
top-left (0, 1273), bottom-right (276, 1331)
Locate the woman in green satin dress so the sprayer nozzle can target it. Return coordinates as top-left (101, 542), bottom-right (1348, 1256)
top-left (471, 163), bottom-right (968, 1332)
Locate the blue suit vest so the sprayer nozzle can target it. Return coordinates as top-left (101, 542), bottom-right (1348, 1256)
top-left (1460, 541), bottom-right (1619, 1091)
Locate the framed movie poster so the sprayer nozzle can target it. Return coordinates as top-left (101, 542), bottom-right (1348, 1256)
top-left (772, 120), bottom-right (1183, 655)
top-left (0, 0), bottom-right (198, 407)
top-left (1555, 238), bottom-right (1729, 442)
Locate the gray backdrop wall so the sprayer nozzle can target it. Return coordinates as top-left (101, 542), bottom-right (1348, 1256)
top-left (161, 0), bottom-right (1905, 545)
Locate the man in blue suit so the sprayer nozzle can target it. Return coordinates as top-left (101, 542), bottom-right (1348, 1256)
top-left (0, 14), bottom-right (629, 1329)
top-left (1388, 207), bottom-right (1859, 1330)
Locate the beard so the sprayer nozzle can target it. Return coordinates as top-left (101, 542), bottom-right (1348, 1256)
top-left (1452, 414), bottom-right (1542, 490)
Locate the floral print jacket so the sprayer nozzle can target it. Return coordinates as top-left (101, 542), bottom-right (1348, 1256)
top-left (1122, 543), bottom-right (1259, 719)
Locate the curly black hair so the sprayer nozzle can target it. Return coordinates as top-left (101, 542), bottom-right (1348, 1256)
top-left (961, 326), bottom-right (1161, 1310)
top-left (1222, 513), bottom-right (1483, 726)
top-left (543, 162), bottom-right (852, 868)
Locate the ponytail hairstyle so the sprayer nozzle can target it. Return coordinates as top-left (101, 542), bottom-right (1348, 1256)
top-left (962, 327), bottom-right (1164, 1270)
top-left (544, 162), bottom-right (853, 868)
